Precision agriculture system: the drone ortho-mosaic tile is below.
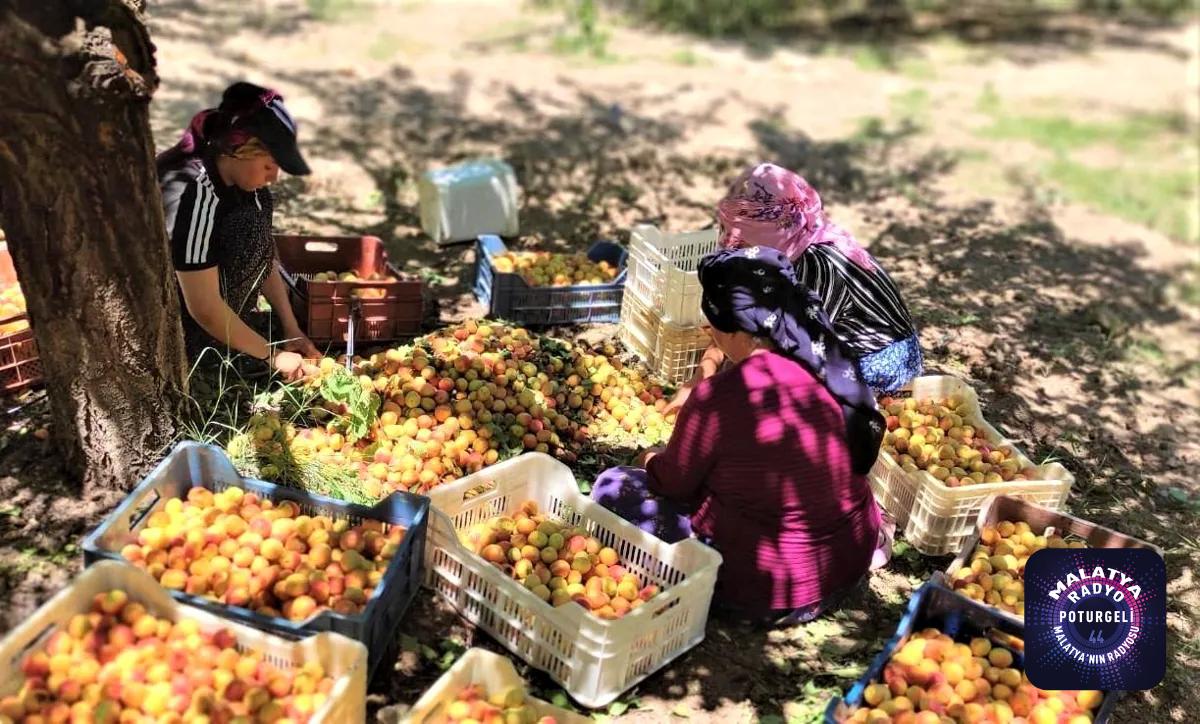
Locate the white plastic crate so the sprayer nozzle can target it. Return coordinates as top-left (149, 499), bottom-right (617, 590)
top-left (872, 376), bottom-right (1075, 556)
top-left (619, 291), bottom-right (712, 387)
top-left (0, 561), bottom-right (367, 723)
top-left (404, 648), bottom-right (590, 723)
top-left (419, 160), bottom-right (520, 245)
top-left (624, 225), bottom-right (719, 327)
top-left (422, 453), bottom-right (722, 708)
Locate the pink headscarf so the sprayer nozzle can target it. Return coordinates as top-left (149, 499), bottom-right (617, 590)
top-left (716, 163), bottom-right (876, 270)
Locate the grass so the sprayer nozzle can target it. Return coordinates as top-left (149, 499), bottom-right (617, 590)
top-left (304, 0), bottom-right (371, 22)
top-left (1043, 159), bottom-right (1198, 243)
top-left (972, 87), bottom-right (1200, 243)
top-left (669, 47), bottom-right (710, 66)
top-left (980, 109), bottom-right (1194, 155)
top-left (851, 45), bottom-right (937, 79)
top-left (890, 88), bottom-right (931, 127)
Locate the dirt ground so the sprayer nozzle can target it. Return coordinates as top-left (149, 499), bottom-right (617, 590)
top-left (1, 1), bottom-right (1198, 722)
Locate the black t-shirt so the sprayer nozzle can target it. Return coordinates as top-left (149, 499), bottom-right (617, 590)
top-left (161, 156), bottom-right (276, 357)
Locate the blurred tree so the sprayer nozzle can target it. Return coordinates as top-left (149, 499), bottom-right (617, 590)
top-left (0, 0), bottom-right (187, 498)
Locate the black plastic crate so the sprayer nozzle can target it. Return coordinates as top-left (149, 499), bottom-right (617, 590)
top-left (473, 234), bottom-right (626, 326)
top-left (81, 441), bottom-right (429, 681)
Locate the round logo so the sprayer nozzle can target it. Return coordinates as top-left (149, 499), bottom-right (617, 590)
top-left (1025, 547), bottom-right (1166, 691)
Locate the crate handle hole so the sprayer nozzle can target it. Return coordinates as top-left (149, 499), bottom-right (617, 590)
top-left (14, 623), bottom-right (56, 666)
top-left (303, 241), bottom-right (340, 254)
top-left (129, 490), bottom-right (162, 529)
top-left (462, 480), bottom-right (497, 502)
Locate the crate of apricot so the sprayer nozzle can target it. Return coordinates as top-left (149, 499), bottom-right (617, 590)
top-left (276, 234), bottom-right (425, 345)
top-left (404, 648), bottom-right (589, 723)
top-left (81, 441), bottom-right (429, 680)
top-left (826, 579), bottom-right (1118, 724)
top-left (423, 452), bottom-right (722, 708)
top-left (473, 234), bottom-right (626, 326)
top-left (941, 495), bottom-right (1161, 625)
top-left (871, 376), bottom-right (1075, 556)
top-left (0, 560), bottom-right (367, 723)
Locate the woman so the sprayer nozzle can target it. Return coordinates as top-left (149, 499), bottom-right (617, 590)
top-left (158, 81), bottom-right (319, 380)
top-left (669, 162), bottom-right (922, 411)
top-left (591, 246), bottom-right (889, 623)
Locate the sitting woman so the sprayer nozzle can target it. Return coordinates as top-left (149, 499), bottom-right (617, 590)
top-left (591, 246), bottom-right (889, 624)
top-left (669, 162), bottom-right (922, 412)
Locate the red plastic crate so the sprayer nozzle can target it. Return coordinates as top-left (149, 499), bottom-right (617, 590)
top-left (275, 235), bottom-right (424, 346)
top-left (0, 246), bottom-right (41, 393)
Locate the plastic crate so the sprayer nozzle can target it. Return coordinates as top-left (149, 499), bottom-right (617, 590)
top-left (871, 376), bottom-right (1075, 556)
top-left (276, 234), bottom-right (425, 345)
top-left (940, 494), bottom-right (1162, 626)
top-left (618, 291), bottom-right (712, 387)
top-left (624, 225), bottom-right (719, 327)
top-left (81, 441), bottom-right (429, 681)
top-left (0, 560), bottom-right (367, 723)
top-left (474, 235), bottom-right (627, 326)
top-left (825, 579), bottom-right (1120, 723)
top-left (422, 453), bottom-right (722, 708)
top-left (404, 648), bottom-right (591, 723)
top-left (0, 245), bottom-right (41, 393)
top-left (419, 159), bottom-right (520, 245)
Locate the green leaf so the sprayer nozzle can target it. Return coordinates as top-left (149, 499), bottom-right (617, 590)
top-left (671, 703), bottom-right (691, 718)
top-left (607, 701), bottom-right (628, 717)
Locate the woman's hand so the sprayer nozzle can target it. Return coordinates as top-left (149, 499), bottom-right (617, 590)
top-left (283, 332), bottom-right (321, 359)
top-left (635, 446), bottom-right (666, 467)
top-left (663, 384), bottom-right (693, 415)
top-left (269, 350), bottom-right (306, 382)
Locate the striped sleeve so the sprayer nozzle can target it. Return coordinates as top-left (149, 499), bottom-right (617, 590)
top-left (796, 244), bottom-right (918, 358)
top-left (165, 172), bottom-right (220, 271)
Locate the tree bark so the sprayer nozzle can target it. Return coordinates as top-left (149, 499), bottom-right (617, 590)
top-left (0, 0), bottom-right (187, 499)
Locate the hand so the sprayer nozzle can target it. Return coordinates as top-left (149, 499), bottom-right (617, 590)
top-left (635, 446), bottom-right (665, 467)
top-left (269, 350), bottom-right (305, 382)
top-left (663, 384), bottom-right (693, 415)
top-left (283, 332), bottom-right (321, 359)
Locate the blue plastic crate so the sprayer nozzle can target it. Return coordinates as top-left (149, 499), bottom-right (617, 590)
top-left (473, 234), bottom-right (627, 326)
top-left (825, 579), bottom-right (1121, 723)
top-left (81, 441), bottom-right (428, 681)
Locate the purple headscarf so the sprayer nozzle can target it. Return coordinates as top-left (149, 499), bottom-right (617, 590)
top-left (699, 246), bottom-right (884, 474)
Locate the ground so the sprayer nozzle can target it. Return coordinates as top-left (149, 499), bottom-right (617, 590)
top-left (1, 1), bottom-right (1198, 722)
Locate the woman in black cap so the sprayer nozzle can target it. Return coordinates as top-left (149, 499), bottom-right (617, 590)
top-left (157, 81), bottom-right (319, 380)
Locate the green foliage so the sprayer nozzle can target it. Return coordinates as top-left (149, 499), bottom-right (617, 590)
top-left (318, 365), bottom-right (380, 443)
top-left (553, 0), bottom-right (612, 59)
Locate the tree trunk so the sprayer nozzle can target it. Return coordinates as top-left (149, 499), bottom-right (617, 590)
top-left (0, 0), bottom-right (187, 500)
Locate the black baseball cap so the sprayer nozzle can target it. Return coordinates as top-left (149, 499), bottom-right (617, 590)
top-left (222, 82), bottom-right (312, 176)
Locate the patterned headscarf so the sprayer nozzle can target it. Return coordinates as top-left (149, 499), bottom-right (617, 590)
top-left (717, 162), bottom-right (876, 270)
top-left (156, 84), bottom-right (283, 175)
top-left (699, 246), bottom-right (884, 474)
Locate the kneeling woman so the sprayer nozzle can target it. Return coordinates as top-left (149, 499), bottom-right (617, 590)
top-left (592, 246), bottom-right (887, 623)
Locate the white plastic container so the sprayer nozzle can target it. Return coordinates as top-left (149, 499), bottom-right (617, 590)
top-left (419, 160), bottom-right (520, 245)
top-left (404, 648), bottom-right (590, 723)
top-left (871, 376), bottom-right (1075, 556)
top-left (0, 561), bottom-right (368, 723)
top-left (624, 225), bottom-right (719, 327)
top-left (422, 453), bottom-right (722, 708)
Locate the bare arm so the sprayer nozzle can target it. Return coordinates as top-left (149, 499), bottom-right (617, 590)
top-left (176, 268), bottom-right (272, 359)
top-left (664, 342), bottom-right (726, 413)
